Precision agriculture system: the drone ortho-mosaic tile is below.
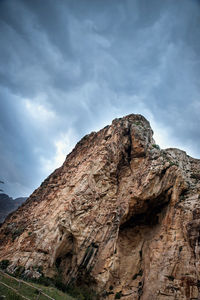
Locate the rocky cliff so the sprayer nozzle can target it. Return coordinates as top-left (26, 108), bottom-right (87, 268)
top-left (0, 114), bottom-right (200, 300)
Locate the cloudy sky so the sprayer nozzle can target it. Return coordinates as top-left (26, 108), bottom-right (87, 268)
top-left (0, 0), bottom-right (200, 198)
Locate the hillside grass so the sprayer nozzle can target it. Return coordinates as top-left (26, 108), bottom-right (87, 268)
top-left (0, 273), bottom-right (75, 300)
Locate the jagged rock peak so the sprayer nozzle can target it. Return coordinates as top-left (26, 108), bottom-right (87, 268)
top-left (0, 114), bottom-right (200, 300)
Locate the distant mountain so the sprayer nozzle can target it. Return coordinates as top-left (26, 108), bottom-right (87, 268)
top-left (0, 193), bottom-right (27, 223)
top-left (14, 197), bottom-right (27, 207)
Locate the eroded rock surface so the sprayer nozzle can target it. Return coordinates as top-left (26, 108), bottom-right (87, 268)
top-left (0, 114), bottom-right (200, 299)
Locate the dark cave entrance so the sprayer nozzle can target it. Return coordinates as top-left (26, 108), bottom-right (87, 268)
top-left (120, 188), bottom-right (172, 230)
top-left (54, 232), bottom-right (76, 281)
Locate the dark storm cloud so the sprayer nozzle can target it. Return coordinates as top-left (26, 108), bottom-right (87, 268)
top-left (0, 0), bottom-right (200, 197)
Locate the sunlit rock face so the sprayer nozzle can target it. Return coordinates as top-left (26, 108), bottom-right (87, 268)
top-left (0, 114), bottom-right (200, 299)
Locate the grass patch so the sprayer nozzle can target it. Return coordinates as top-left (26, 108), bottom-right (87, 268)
top-left (0, 284), bottom-right (23, 299)
top-left (0, 272), bottom-right (75, 300)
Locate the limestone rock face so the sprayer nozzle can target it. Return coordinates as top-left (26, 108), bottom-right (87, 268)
top-left (0, 114), bottom-right (200, 299)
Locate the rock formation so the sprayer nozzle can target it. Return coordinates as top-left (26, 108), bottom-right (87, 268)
top-left (0, 114), bottom-right (200, 299)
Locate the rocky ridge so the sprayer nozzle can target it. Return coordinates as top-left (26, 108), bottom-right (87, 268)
top-left (0, 114), bottom-right (200, 299)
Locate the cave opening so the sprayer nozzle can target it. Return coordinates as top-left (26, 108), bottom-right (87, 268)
top-left (120, 190), bottom-right (171, 230)
top-left (54, 232), bottom-right (75, 281)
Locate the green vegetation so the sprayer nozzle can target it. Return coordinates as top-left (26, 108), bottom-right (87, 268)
top-left (152, 144), bottom-right (160, 150)
top-left (0, 271), bottom-right (75, 300)
top-left (0, 265), bottom-right (99, 299)
top-left (115, 291), bottom-right (122, 299)
top-left (11, 227), bottom-right (25, 241)
top-left (169, 161), bottom-right (178, 167)
top-left (0, 260), bottom-right (10, 270)
top-left (0, 286), bottom-right (22, 299)
top-left (134, 121), bottom-right (142, 126)
top-left (0, 258), bottom-right (99, 299)
top-left (65, 283), bottom-right (98, 300)
top-left (161, 151), bottom-right (179, 167)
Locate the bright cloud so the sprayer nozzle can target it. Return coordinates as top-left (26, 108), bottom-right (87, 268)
top-left (24, 98), bottom-right (55, 123)
top-left (40, 130), bottom-right (77, 174)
